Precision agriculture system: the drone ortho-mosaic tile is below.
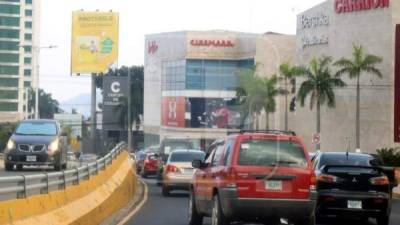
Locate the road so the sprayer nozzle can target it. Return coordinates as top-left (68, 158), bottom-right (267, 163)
top-left (126, 177), bottom-right (400, 225)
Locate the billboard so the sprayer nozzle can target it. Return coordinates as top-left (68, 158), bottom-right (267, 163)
top-left (103, 76), bottom-right (128, 130)
top-left (71, 11), bottom-right (119, 74)
top-left (162, 97), bottom-right (186, 128)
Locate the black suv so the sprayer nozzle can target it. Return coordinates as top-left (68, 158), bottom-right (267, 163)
top-left (3, 119), bottom-right (68, 171)
top-left (313, 152), bottom-right (397, 225)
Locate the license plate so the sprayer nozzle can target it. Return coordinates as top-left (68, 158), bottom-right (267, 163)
top-left (26, 155), bottom-right (37, 162)
top-left (183, 168), bottom-right (194, 174)
top-left (265, 180), bottom-right (282, 191)
top-left (347, 200), bottom-right (362, 209)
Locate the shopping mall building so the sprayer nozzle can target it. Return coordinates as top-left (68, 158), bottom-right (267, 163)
top-left (294, 0), bottom-right (400, 152)
top-left (143, 31), bottom-right (295, 148)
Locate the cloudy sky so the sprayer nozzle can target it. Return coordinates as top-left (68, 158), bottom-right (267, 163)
top-left (39, 0), bottom-right (325, 105)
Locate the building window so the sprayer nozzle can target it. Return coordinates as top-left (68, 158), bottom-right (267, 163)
top-left (0, 78), bottom-right (19, 87)
top-left (0, 65), bottom-right (18, 75)
top-left (0, 90), bottom-right (18, 99)
top-left (24, 57), bottom-right (31, 64)
top-left (185, 59), bottom-right (254, 91)
top-left (23, 45), bottom-right (31, 52)
top-left (24, 81), bottom-right (30, 87)
top-left (0, 53), bottom-right (19, 63)
top-left (0, 4), bottom-right (20, 15)
top-left (24, 33), bottom-right (32, 40)
top-left (0, 41), bottom-right (19, 51)
top-left (24, 21), bottom-right (32, 29)
top-left (0, 102), bottom-right (18, 112)
top-left (0, 29), bottom-right (19, 39)
top-left (0, 17), bottom-right (20, 27)
top-left (25, 0), bottom-right (32, 4)
top-left (162, 60), bottom-right (186, 91)
top-left (24, 69), bottom-right (31, 76)
top-left (25, 9), bottom-right (32, 16)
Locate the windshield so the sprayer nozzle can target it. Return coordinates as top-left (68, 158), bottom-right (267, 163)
top-left (169, 152), bottom-right (205, 163)
top-left (319, 154), bottom-right (374, 169)
top-left (15, 122), bottom-right (57, 136)
top-left (238, 140), bottom-right (307, 168)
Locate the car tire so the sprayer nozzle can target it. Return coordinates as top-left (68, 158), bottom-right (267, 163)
top-left (16, 164), bottom-right (23, 171)
top-left (377, 214), bottom-right (389, 225)
top-left (295, 214), bottom-right (315, 225)
top-left (211, 195), bottom-right (229, 225)
top-left (54, 161), bottom-right (62, 171)
top-left (141, 169), bottom-right (147, 178)
top-left (189, 190), bottom-right (203, 225)
top-left (162, 184), bottom-right (170, 197)
top-left (5, 163), bottom-right (13, 171)
top-left (62, 163), bottom-right (67, 170)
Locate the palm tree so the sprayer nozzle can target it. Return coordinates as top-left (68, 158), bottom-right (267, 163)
top-left (334, 44), bottom-right (382, 150)
top-left (279, 62), bottom-right (303, 131)
top-left (236, 68), bottom-right (285, 130)
top-left (297, 56), bottom-right (346, 150)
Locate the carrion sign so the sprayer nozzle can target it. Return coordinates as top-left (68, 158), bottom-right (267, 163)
top-left (334, 0), bottom-right (389, 14)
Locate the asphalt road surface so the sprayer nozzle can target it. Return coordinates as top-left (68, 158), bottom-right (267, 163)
top-left (126, 177), bottom-right (400, 225)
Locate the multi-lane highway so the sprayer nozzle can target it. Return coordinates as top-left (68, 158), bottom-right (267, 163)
top-left (126, 177), bottom-right (400, 225)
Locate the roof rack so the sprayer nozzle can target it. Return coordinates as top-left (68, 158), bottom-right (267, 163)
top-left (228, 130), bottom-right (296, 136)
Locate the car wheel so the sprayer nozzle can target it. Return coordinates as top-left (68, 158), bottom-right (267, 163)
top-left (295, 214), bottom-right (315, 225)
top-left (16, 164), bottom-right (23, 171)
top-left (141, 169), bottom-right (147, 178)
top-left (162, 184), bottom-right (170, 197)
top-left (5, 163), bottom-right (13, 171)
top-left (377, 214), bottom-right (389, 225)
top-left (189, 190), bottom-right (203, 225)
top-left (211, 195), bottom-right (229, 225)
top-left (62, 163), bottom-right (67, 170)
top-left (54, 161), bottom-right (62, 171)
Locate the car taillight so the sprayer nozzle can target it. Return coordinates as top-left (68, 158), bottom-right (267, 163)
top-left (369, 176), bottom-right (389, 185)
top-left (318, 174), bottom-right (339, 183)
top-left (310, 172), bottom-right (317, 190)
top-left (166, 164), bottom-right (179, 173)
top-left (226, 167), bottom-right (237, 188)
top-left (144, 159), bottom-right (149, 164)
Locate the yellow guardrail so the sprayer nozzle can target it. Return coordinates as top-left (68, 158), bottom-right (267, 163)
top-left (0, 144), bottom-right (137, 225)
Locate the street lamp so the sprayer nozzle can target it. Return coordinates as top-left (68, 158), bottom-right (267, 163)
top-left (18, 45), bottom-right (57, 119)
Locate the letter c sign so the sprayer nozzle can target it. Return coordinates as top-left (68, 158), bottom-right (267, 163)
top-left (111, 82), bottom-right (121, 93)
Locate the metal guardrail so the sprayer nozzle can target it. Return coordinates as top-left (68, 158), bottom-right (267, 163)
top-left (0, 142), bottom-right (126, 199)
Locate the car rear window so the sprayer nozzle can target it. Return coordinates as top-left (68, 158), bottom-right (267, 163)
top-left (15, 122), bottom-right (57, 136)
top-left (169, 152), bottom-right (205, 162)
top-left (319, 154), bottom-right (373, 169)
top-left (238, 140), bottom-right (307, 168)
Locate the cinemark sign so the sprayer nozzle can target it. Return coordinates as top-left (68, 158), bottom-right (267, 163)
top-left (335, 0), bottom-right (389, 14)
top-left (190, 39), bottom-right (234, 47)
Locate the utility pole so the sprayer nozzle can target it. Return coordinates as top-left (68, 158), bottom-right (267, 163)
top-left (127, 68), bottom-right (132, 152)
top-left (91, 74), bottom-right (97, 153)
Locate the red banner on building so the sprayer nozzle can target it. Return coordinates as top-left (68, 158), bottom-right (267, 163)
top-left (162, 97), bottom-right (186, 128)
top-left (394, 24), bottom-right (400, 142)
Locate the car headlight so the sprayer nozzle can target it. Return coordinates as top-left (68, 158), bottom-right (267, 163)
top-left (48, 139), bottom-right (59, 153)
top-left (6, 139), bottom-right (15, 151)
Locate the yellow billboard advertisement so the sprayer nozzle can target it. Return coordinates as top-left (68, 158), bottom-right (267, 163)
top-left (71, 11), bottom-right (119, 74)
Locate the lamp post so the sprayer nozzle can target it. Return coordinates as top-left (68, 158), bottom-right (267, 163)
top-left (18, 45), bottom-right (57, 119)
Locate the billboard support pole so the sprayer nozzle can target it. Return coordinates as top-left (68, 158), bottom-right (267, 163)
top-left (91, 73), bottom-right (97, 153)
top-left (127, 68), bottom-right (132, 152)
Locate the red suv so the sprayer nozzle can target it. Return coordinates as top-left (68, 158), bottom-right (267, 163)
top-left (189, 130), bottom-right (316, 225)
top-left (140, 153), bottom-right (159, 178)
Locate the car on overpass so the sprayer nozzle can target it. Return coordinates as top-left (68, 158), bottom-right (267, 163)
top-left (3, 119), bottom-right (68, 171)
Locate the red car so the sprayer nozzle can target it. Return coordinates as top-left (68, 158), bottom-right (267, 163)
top-left (189, 130), bottom-right (316, 225)
top-left (140, 153), bottom-right (159, 178)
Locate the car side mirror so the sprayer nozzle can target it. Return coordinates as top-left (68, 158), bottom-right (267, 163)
top-left (192, 159), bottom-right (206, 169)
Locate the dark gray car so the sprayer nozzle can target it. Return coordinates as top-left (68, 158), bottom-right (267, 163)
top-left (3, 119), bottom-right (68, 171)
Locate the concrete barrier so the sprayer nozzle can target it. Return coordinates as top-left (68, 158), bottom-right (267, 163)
top-left (0, 151), bottom-right (136, 225)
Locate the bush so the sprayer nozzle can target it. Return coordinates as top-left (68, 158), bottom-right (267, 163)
top-left (376, 147), bottom-right (400, 167)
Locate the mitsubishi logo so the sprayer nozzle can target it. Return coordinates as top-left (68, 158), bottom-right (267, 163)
top-left (352, 177), bottom-right (357, 183)
top-left (168, 101), bottom-right (177, 120)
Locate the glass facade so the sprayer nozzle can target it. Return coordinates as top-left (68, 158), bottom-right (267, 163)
top-left (24, 69), bottom-right (31, 76)
top-left (0, 29), bottom-right (19, 39)
top-left (25, 9), bottom-right (32, 16)
top-left (0, 102), bottom-right (18, 111)
top-left (24, 57), bottom-right (31, 64)
top-left (24, 81), bottom-right (30, 87)
top-left (24, 21), bottom-right (32, 28)
top-left (24, 33), bottom-right (32, 40)
top-left (25, 0), bottom-right (32, 4)
top-left (0, 4), bottom-right (20, 14)
top-left (0, 90), bottom-right (18, 99)
top-left (0, 53), bottom-right (19, 63)
top-left (0, 17), bottom-right (19, 27)
top-left (186, 59), bottom-right (254, 91)
top-left (162, 60), bottom-right (186, 91)
top-left (0, 41), bottom-right (19, 50)
top-left (0, 65), bottom-right (18, 75)
top-left (0, 78), bottom-right (18, 87)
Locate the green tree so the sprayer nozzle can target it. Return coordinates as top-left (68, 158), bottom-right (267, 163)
top-left (236, 67), bottom-right (285, 130)
top-left (334, 44), bottom-right (382, 150)
top-left (297, 56), bottom-right (346, 150)
top-left (28, 88), bottom-right (61, 119)
top-left (96, 66), bottom-right (144, 130)
top-left (279, 62), bottom-right (303, 131)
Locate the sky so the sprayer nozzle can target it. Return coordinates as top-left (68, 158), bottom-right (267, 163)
top-left (39, 0), bottom-right (325, 106)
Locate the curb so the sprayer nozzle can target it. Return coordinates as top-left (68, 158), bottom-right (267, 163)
top-left (101, 179), bottom-right (147, 225)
